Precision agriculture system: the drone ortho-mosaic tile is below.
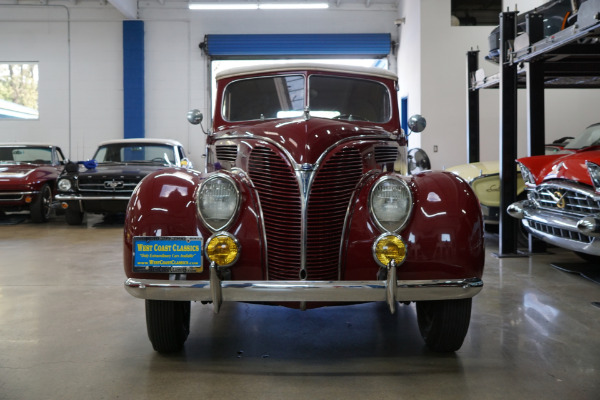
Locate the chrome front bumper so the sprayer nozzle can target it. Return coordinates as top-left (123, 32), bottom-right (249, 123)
top-left (508, 200), bottom-right (600, 255)
top-left (55, 194), bottom-right (132, 201)
top-left (125, 263), bottom-right (483, 314)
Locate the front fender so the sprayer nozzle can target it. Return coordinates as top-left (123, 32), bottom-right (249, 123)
top-left (344, 170), bottom-right (484, 281)
top-left (123, 168), bottom-right (205, 279)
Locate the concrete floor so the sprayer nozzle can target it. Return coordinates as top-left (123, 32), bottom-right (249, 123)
top-left (0, 214), bottom-right (599, 400)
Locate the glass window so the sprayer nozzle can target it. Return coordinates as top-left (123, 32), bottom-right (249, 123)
top-left (0, 63), bottom-right (39, 120)
top-left (0, 146), bottom-right (52, 164)
top-left (309, 75), bottom-right (391, 122)
top-left (222, 75), bottom-right (305, 121)
top-left (93, 144), bottom-right (176, 165)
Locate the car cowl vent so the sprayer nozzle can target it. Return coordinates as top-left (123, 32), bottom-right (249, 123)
top-left (216, 145), bottom-right (238, 162)
top-left (374, 146), bottom-right (398, 164)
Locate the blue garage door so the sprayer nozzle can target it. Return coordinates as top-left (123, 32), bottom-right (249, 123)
top-left (202, 34), bottom-right (391, 58)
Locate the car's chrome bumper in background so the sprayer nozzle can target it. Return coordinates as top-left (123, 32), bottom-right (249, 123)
top-left (125, 263), bottom-right (483, 314)
top-left (508, 200), bottom-right (600, 256)
top-left (55, 194), bottom-right (132, 201)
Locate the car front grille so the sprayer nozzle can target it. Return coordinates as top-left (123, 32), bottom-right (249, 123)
top-left (529, 220), bottom-right (593, 244)
top-left (374, 146), bottom-right (398, 164)
top-left (216, 145), bottom-right (238, 162)
top-left (78, 177), bottom-right (140, 196)
top-left (535, 183), bottom-right (600, 216)
top-left (248, 145), bottom-right (363, 281)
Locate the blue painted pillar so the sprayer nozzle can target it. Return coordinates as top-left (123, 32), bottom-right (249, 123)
top-left (123, 20), bottom-right (145, 139)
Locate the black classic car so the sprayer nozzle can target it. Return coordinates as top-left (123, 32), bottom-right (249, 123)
top-left (55, 138), bottom-right (192, 225)
top-left (0, 143), bottom-right (66, 222)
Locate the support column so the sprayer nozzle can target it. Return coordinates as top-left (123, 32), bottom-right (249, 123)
top-left (467, 50), bottom-right (480, 163)
top-left (497, 11), bottom-right (520, 257)
top-left (123, 20), bottom-right (145, 139)
top-left (525, 12), bottom-right (548, 254)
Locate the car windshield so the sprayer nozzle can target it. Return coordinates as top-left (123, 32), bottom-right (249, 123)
top-left (222, 74), bottom-right (391, 123)
top-left (565, 124), bottom-right (600, 150)
top-left (93, 144), bottom-right (176, 165)
top-left (0, 147), bottom-right (52, 164)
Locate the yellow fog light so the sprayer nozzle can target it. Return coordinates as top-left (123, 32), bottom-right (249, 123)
top-left (205, 232), bottom-right (240, 267)
top-left (372, 233), bottom-right (407, 268)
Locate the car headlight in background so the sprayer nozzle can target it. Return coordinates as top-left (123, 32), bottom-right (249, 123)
top-left (518, 162), bottom-right (536, 186)
top-left (369, 176), bottom-right (412, 232)
top-left (57, 178), bottom-right (72, 191)
top-left (587, 161), bottom-right (600, 193)
top-left (197, 174), bottom-right (240, 231)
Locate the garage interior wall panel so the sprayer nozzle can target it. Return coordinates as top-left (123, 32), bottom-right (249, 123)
top-left (144, 20), bottom-right (193, 158)
top-left (70, 20), bottom-right (123, 160)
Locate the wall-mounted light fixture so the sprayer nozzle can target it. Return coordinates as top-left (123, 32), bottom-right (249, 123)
top-left (189, 2), bottom-right (329, 10)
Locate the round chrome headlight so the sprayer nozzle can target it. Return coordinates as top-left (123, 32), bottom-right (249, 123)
top-left (57, 178), bottom-right (72, 192)
top-left (369, 176), bottom-right (412, 232)
top-left (197, 174), bottom-right (240, 231)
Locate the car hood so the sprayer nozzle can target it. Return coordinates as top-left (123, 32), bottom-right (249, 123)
top-left (446, 161), bottom-right (506, 182)
top-left (212, 118), bottom-right (394, 165)
top-left (0, 164), bottom-right (39, 177)
top-left (518, 148), bottom-right (600, 186)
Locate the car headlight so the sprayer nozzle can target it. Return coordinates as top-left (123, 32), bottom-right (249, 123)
top-left (587, 161), bottom-right (600, 192)
top-left (518, 162), bottom-right (536, 186)
top-left (369, 176), bottom-right (412, 232)
top-left (372, 233), bottom-right (407, 267)
top-left (205, 232), bottom-right (240, 267)
top-left (197, 174), bottom-right (240, 231)
top-left (57, 178), bottom-right (72, 191)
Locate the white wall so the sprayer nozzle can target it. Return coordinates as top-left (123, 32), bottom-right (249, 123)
top-left (398, 0), bottom-right (600, 170)
top-left (2, 1), bottom-right (598, 170)
top-left (0, 6), bottom-right (124, 160)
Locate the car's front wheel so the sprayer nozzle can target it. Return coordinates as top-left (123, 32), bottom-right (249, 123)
top-left (416, 298), bottom-right (472, 352)
top-left (145, 300), bottom-right (190, 353)
top-left (30, 184), bottom-right (52, 223)
top-left (65, 208), bottom-right (84, 225)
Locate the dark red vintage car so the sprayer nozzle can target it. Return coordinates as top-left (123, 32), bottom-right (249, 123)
top-left (0, 143), bottom-right (66, 222)
top-left (123, 64), bottom-right (485, 353)
top-left (508, 146), bottom-right (600, 261)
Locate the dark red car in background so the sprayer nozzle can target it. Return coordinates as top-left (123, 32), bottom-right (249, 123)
top-left (123, 63), bottom-right (485, 354)
top-left (0, 143), bottom-right (66, 222)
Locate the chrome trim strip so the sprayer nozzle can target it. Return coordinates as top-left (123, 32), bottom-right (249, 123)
top-left (55, 194), bottom-right (131, 201)
top-left (125, 276), bottom-right (483, 304)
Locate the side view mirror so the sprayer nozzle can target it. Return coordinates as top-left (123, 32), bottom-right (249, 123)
top-left (187, 109), bottom-right (203, 125)
top-left (407, 114), bottom-right (427, 134)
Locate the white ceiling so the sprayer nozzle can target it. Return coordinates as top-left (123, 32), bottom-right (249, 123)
top-left (31, 0), bottom-right (400, 19)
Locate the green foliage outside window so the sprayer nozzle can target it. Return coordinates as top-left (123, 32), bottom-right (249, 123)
top-left (0, 63), bottom-right (39, 119)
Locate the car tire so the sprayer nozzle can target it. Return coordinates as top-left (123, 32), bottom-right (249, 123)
top-left (65, 208), bottom-right (84, 225)
top-left (416, 298), bottom-right (472, 352)
top-left (145, 300), bottom-right (190, 353)
top-left (30, 184), bottom-right (52, 223)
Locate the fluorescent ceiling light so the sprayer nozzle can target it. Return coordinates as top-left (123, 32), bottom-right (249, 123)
top-left (189, 2), bottom-right (329, 10)
top-left (259, 3), bottom-right (329, 9)
top-left (189, 3), bottom-right (259, 10)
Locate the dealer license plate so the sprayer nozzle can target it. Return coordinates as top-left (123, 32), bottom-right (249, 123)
top-left (132, 236), bottom-right (203, 273)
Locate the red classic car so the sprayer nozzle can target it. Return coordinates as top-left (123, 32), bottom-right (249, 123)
top-left (123, 63), bottom-right (485, 353)
top-left (508, 147), bottom-right (600, 262)
top-left (0, 143), bottom-right (66, 222)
